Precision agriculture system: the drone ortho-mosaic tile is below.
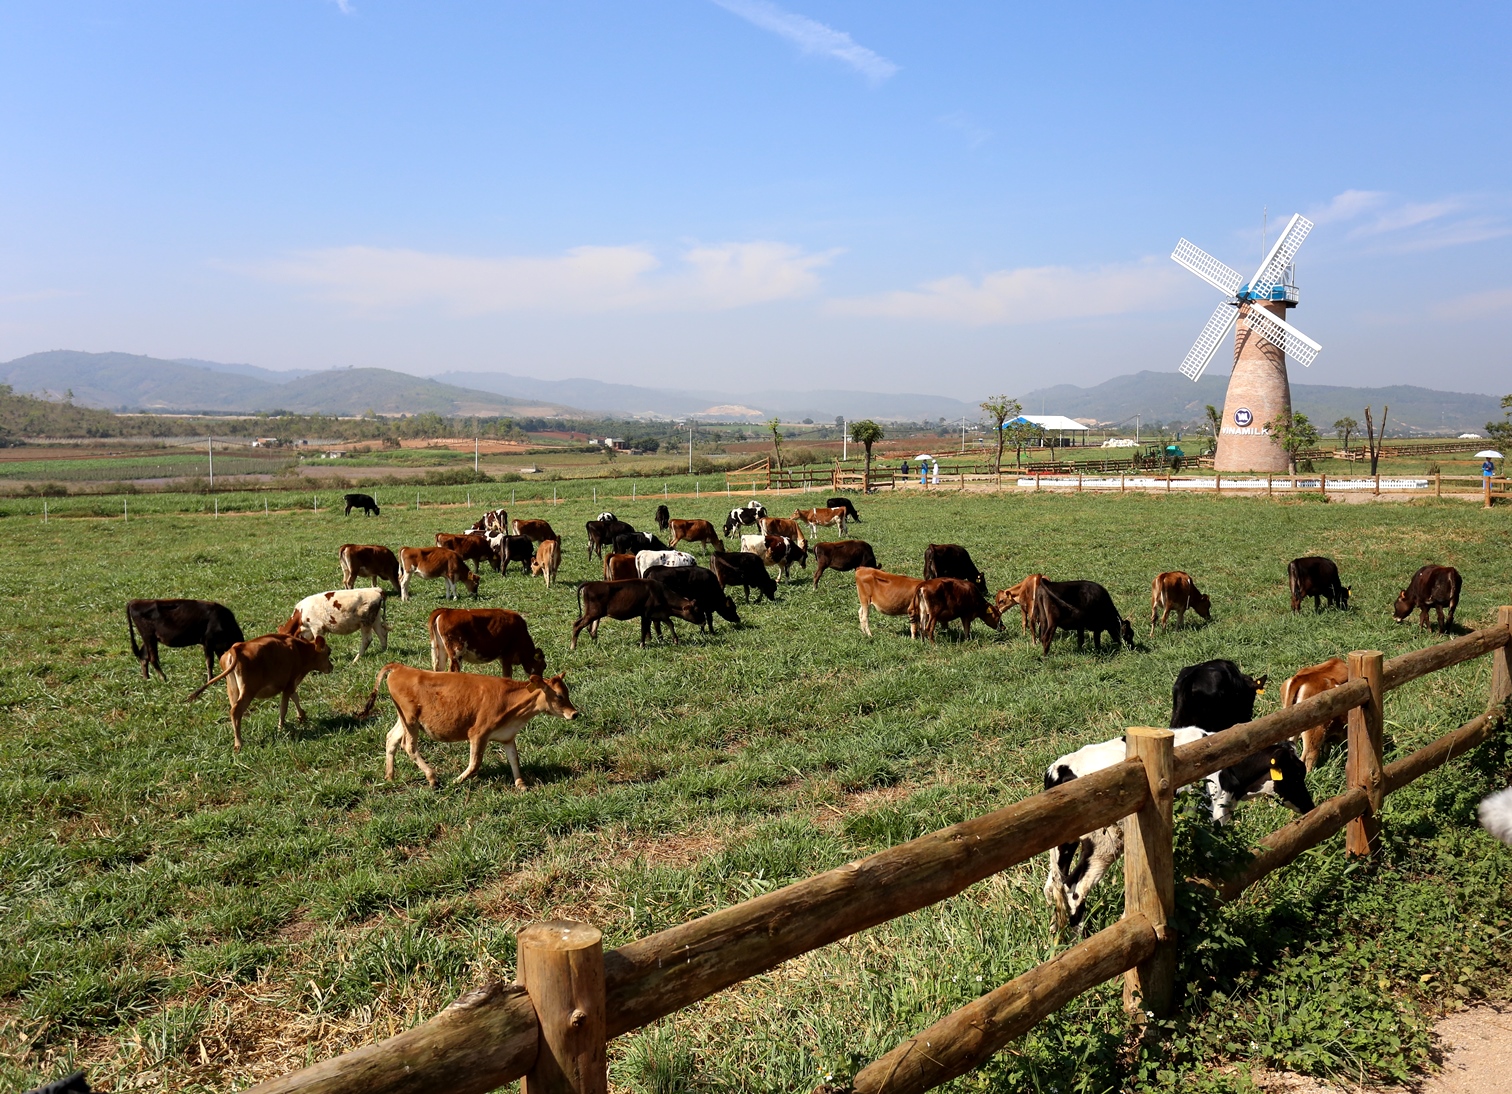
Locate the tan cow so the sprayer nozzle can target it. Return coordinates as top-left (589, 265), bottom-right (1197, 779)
top-left (668, 518), bottom-right (722, 554)
top-left (511, 518), bottom-right (557, 543)
top-left (399, 547), bottom-right (480, 601)
top-left (186, 613), bottom-right (334, 752)
top-left (758, 515), bottom-right (807, 549)
top-left (530, 537), bottom-right (562, 587)
top-left (339, 544), bottom-right (401, 591)
top-left (996, 574), bottom-right (1046, 634)
top-left (362, 663), bottom-right (578, 787)
top-left (434, 532), bottom-right (499, 574)
top-left (1282, 657), bottom-right (1350, 771)
top-left (854, 567), bottom-right (923, 639)
top-left (1149, 571), bottom-right (1213, 635)
top-left (603, 552), bottom-right (638, 581)
top-left (794, 506), bottom-right (847, 538)
top-left (428, 607), bottom-right (546, 677)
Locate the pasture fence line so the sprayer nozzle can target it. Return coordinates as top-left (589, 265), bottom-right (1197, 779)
top-left (249, 610), bottom-right (1512, 1094)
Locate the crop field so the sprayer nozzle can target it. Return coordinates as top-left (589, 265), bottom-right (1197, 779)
top-left (2, 491), bottom-right (1511, 1092)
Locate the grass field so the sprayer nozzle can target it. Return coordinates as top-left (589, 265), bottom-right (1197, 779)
top-left (2, 491), bottom-right (1510, 1092)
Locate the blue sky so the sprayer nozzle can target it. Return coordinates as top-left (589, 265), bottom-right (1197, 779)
top-left (2, 1), bottom-right (1508, 397)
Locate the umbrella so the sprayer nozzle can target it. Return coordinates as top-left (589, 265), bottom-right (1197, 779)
top-left (914, 454), bottom-right (937, 462)
top-left (1474, 450), bottom-right (1504, 459)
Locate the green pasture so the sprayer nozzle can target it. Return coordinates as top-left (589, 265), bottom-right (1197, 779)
top-left (2, 491), bottom-right (1510, 1092)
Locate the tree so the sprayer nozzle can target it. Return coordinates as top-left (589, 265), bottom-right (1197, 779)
top-left (1333, 416), bottom-right (1359, 454)
top-left (1204, 404), bottom-right (1222, 455)
top-left (1485, 395), bottom-right (1512, 450)
top-left (979, 395), bottom-right (1022, 476)
top-left (767, 418), bottom-right (785, 470)
top-left (1363, 404), bottom-right (1388, 475)
top-left (1003, 416), bottom-right (1039, 467)
top-left (1266, 409), bottom-right (1320, 474)
top-left (849, 419), bottom-right (884, 492)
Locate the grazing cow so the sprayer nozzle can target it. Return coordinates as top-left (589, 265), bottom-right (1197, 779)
top-left (596, 511), bottom-right (616, 522)
top-left (497, 534), bottom-right (536, 575)
top-left (635, 549), bottom-right (697, 578)
top-left (723, 501), bottom-right (766, 537)
top-left (793, 506), bottom-right (848, 538)
top-left (825, 496), bottom-right (861, 523)
top-left (916, 577), bottom-right (1003, 643)
top-left (435, 532), bottom-right (500, 574)
top-left (1043, 727), bottom-right (1313, 934)
top-left (289, 588), bottom-right (389, 662)
top-left (854, 567), bottom-right (924, 639)
top-left (614, 531), bottom-right (669, 556)
top-left (343, 492), bottom-right (380, 516)
top-left (811, 539), bottom-right (878, 588)
top-left (340, 544), bottom-right (401, 591)
top-left (186, 623), bottom-right (334, 752)
top-left (570, 579), bottom-right (704, 649)
top-left (758, 516), bottom-right (807, 549)
top-left (530, 538), bottom-right (562, 587)
top-left (655, 504), bottom-right (671, 532)
top-left (996, 574), bottom-right (1046, 634)
top-left (1170, 659), bottom-right (1267, 731)
top-left (668, 519), bottom-right (722, 554)
top-left (1149, 571), bottom-right (1212, 634)
top-left (511, 518), bottom-right (557, 543)
top-left (1281, 657), bottom-right (1350, 771)
top-left (399, 547), bottom-right (480, 601)
top-left (922, 544), bottom-right (988, 596)
top-left (362, 663), bottom-right (577, 787)
top-left (468, 509), bottom-right (509, 536)
top-left (1032, 580), bottom-right (1135, 654)
top-left (711, 550), bottom-right (778, 602)
top-left (603, 552), bottom-right (639, 581)
top-left (740, 533), bottom-right (808, 582)
top-left (585, 518), bottom-right (635, 559)
top-left (1288, 556), bottom-right (1350, 612)
top-left (428, 607), bottom-right (546, 677)
top-left (127, 598), bottom-right (245, 681)
top-left (1393, 564), bottom-right (1462, 632)
top-left (645, 564), bottom-right (740, 633)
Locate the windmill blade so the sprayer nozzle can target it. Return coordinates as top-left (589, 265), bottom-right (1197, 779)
top-left (1171, 239), bottom-right (1243, 296)
top-left (1244, 304), bottom-right (1322, 366)
top-left (1245, 213), bottom-right (1313, 298)
top-left (1178, 302), bottom-right (1238, 381)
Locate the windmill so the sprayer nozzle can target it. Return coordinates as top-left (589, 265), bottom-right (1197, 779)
top-left (1171, 214), bottom-right (1322, 472)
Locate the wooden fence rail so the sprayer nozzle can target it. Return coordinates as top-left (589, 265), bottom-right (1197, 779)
top-left (251, 611), bottom-right (1512, 1094)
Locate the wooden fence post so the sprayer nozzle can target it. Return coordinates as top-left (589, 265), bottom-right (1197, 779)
top-left (1345, 651), bottom-right (1385, 856)
top-left (518, 921), bottom-right (607, 1094)
top-left (1267, 473), bottom-right (1272, 496)
top-left (1123, 727), bottom-right (1176, 1020)
top-left (1214, 473), bottom-right (1221, 495)
top-left (1435, 471), bottom-right (1442, 498)
top-left (1492, 607), bottom-right (1512, 708)
top-left (1320, 473), bottom-right (1326, 499)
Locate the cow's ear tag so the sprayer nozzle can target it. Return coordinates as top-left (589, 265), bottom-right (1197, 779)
top-left (1256, 688), bottom-right (1266, 696)
top-left (1270, 764), bottom-right (1284, 781)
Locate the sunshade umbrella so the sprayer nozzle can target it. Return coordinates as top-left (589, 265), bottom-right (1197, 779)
top-left (1474, 450), bottom-right (1504, 459)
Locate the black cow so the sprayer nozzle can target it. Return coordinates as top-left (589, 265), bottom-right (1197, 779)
top-left (922, 544), bottom-right (987, 596)
top-left (1170, 659), bottom-right (1268, 731)
top-left (811, 539), bottom-right (878, 588)
top-left (711, 550), bottom-right (778, 602)
top-left (571, 580), bottom-right (705, 649)
top-left (126, 599), bottom-right (245, 681)
top-left (1031, 580), bottom-right (1135, 654)
top-left (645, 565), bottom-right (740, 633)
top-left (1288, 556), bottom-right (1350, 612)
top-left (825, 496), bottom-right (861, 522)
top-left (613, 531), bottom-right (668, 555)
top-left (497, 535), bottom-right (537, 575)
top-left (585, 518), bottom-right (636, 559)
top-left (343, 493), bottom-right (380, 516)
top-left (655, 504), bottom-right (671, 532)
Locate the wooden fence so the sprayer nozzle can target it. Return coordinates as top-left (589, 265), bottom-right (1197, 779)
top-left (250, 612), bottom-right (1512, 1094)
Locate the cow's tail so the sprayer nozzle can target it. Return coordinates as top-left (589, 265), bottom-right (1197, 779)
top-left (360, 663), bottom-right (403, 719)
top-left (126, 605), bottom-right (143, 663)
top-left (186, 653), bottom-right (237, 703)
top-left (1280, 673), bottom-right (1300, 710)
top-left (339, 545), bottom-right (353, 588)
top-left (428, 612), bottom-right (445, 671)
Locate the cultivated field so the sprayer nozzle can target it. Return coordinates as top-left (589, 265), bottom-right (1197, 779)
top-left (2, 492), bottom-right (1510, 1092)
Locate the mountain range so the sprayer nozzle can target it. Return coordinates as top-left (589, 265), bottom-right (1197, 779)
top-left (0, 351), bottom-right (1502, 434)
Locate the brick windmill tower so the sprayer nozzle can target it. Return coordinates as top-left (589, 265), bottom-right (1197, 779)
top-left (1171, 214), bottom-right (1322, 472)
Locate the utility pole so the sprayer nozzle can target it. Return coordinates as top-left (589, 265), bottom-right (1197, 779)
top-left (208, 437), bottom-right (214, 487)
top-left (1135, 415), bottom-right (1141, 444)
top-left (842, 419), bottom-right (848, 461)
top-left (959, 416), bottom-right (967, 455)
top-left (688, 422), bottom-right (694, 473)
top-left (474, 436), bottom-right (479, 474)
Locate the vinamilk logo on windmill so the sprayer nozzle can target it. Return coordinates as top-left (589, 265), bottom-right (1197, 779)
top-left (1171, 215), bottom-right (1323, 472)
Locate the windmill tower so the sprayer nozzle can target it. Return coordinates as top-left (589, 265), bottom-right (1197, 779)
top-left (1172, 214), bottom-right (1322, 472)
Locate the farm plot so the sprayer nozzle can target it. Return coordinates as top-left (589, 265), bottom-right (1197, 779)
top-left (1, 492), bottom-right (1510, 1092)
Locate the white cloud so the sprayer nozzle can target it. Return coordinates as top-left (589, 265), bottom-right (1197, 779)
top-left (1431, 286), bottom-right (1512, 320)
top-left (1308, 190), bottom-right (1388, 225)
top-left (939, 112), bottom-right (990, 148)
top-left (330, 0), bottom-right (354, 14)
top-left (711, 0), bottom-right (898, 84)
top-left (242, 241), bottom-right (835, 315)
top-left (826, 259), bottom-right (1188, 326)
top-left (1307, 189), bottom-right (1508, 252)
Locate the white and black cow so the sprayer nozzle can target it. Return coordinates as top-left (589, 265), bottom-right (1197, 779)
top-left (289, 588), bottom-right (390, 662)
top-left (722, 501), bottom-right (767, 538)
top-left (634, 549), bottom-right (697, 579)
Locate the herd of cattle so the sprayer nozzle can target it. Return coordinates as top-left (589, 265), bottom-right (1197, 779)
top-left (121, 493), bottom-right (1470, 929)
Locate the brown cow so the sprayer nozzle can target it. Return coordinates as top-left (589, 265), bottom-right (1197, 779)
top-left (362, 663), bottom-right (578, 787)
top-left (570, 579), bottom-right (704, 649)
top-left (854, 567), bottom-right (923, 639)
top-left (186, 615), bottom-right (334, 752)
top-left (530, 538), bottom-right (562, 587)
top-left (1149, 571), bottom-right (1213, 634)
top-left (603, 552), bottom-right (639, 581)
top-left (435, 532), bottom-right (500, 574)
top-left (668, 518), bottom-right (722, 554)
top-left (812, 539), bottom-right (877, 588)
top-left (340, 544), bottom-right (401, 591)
top-left (1393, 564), bottom-right (1461, 632)
top-left (793, 506), bottom-right (847, 538)
top-left (512, 518), bottom-right (557, 543)
top-left (399, 547), bottom-right (480, 601)
top-left (1282, 657), bottom-right (1350, 771)
top-left (758, 515), bottom-right (807, 549)
top-left (916, 577), bottom-right (1002, 643)
top-left (996, 574), bottom-right (1046, 634)
top-left (740, 533), bottom-right (807, 582)
top-left (428, 607), bottom-right (546, 677)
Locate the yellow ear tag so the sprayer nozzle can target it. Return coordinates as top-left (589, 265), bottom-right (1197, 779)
top-left (1256, 689), bottom-right (1266, 696)
top-left (1270, 764), bottom-right (1284, 781)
